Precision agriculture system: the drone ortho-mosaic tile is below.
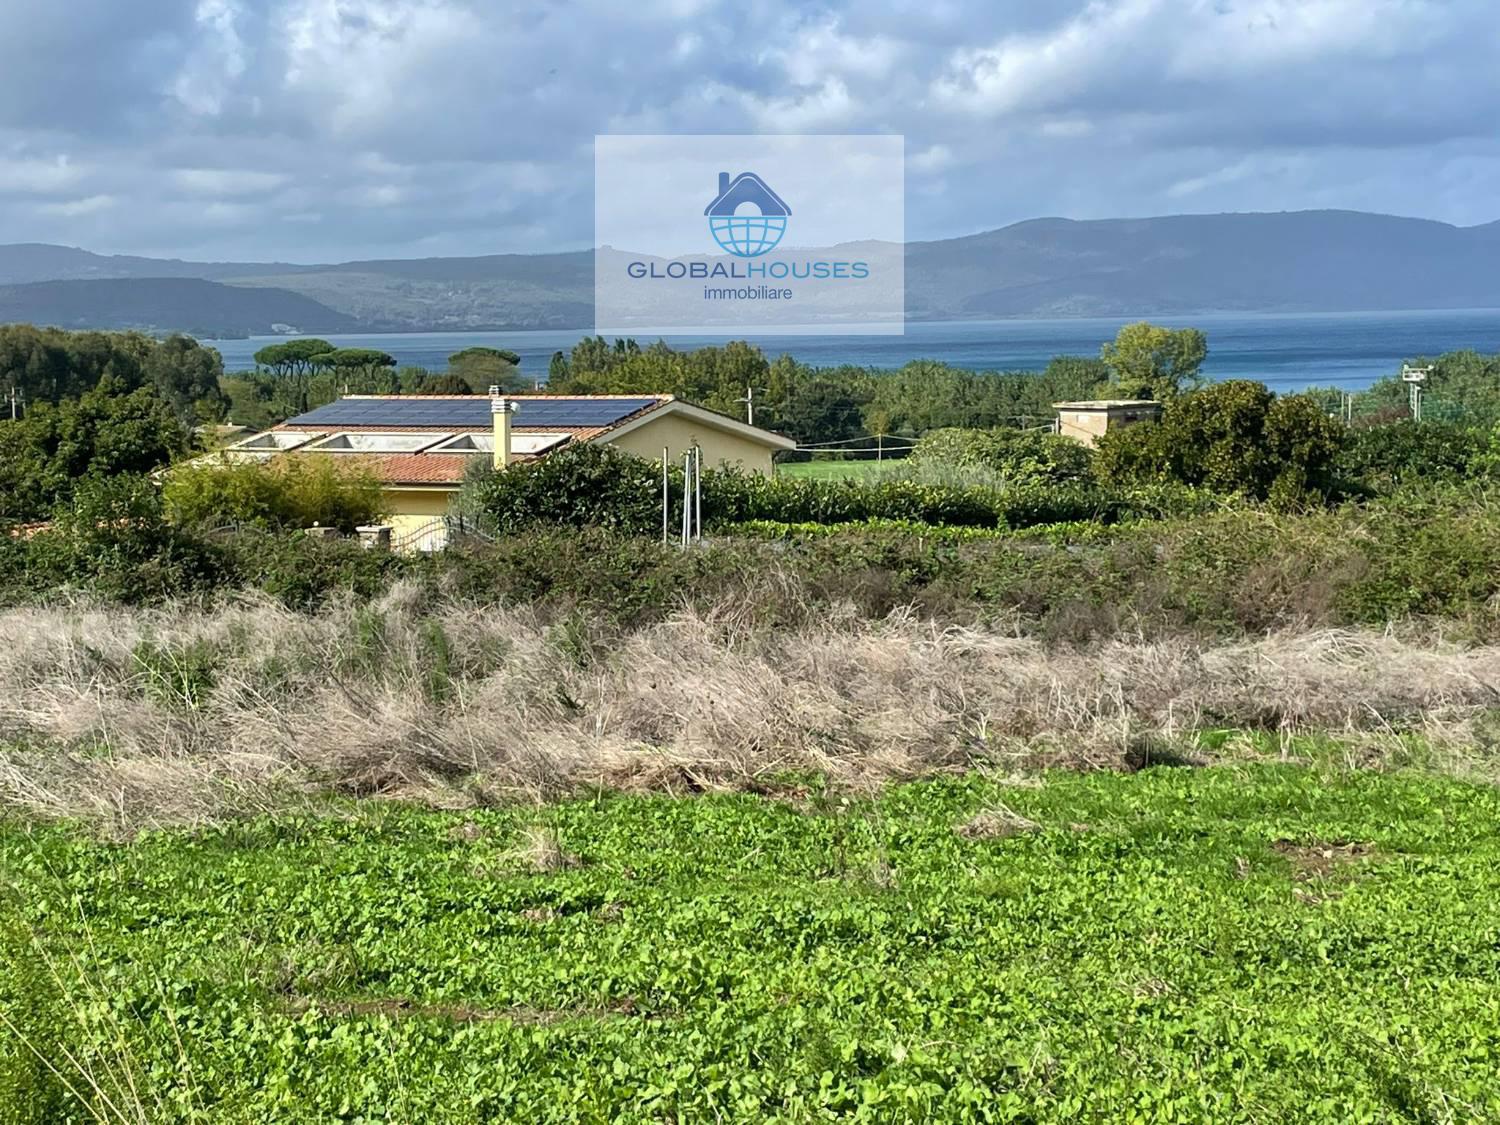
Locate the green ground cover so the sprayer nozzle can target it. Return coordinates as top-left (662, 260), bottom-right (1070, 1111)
top-left (4, 759), bottom-right (1500, 1123)
top-left (776, 459), bottom-right (896, 481)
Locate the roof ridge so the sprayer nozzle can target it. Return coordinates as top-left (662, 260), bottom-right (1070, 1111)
top-left (338, 393), bottom-right (672, 401)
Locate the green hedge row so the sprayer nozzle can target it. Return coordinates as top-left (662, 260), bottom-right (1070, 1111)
top-left (459, 444), bottom-right (1223, 534)
top-left (8, 477), bottom-right (1500, 640)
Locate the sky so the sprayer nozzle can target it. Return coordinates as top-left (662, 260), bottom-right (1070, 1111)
top-left (1, 0), bottom-right (1497, 263)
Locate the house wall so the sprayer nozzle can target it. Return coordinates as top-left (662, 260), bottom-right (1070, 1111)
top-left (604, 413), bottom-right (777, 476)
top-left (382, 488), bottom-right (456, 540)
top-left (1057, 411), bottom-right (1113, 448)
top-left (1057, 407), bottom-right (1160, 449)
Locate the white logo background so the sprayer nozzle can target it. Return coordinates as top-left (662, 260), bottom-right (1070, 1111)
top-left (595, 134), bottom-right (905, 336)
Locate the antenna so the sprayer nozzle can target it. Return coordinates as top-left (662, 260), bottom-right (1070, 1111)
top-left (1402, 364), bottom-right (1431, 423)
top-left (737, 385), bottom-right (761, 426)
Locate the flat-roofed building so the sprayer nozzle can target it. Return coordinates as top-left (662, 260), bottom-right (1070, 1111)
top-left (1052, 400), bottom-right (1162, 448)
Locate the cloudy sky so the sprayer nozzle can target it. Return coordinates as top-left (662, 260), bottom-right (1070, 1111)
top-left (1, 0), bottom-right (1496, 262)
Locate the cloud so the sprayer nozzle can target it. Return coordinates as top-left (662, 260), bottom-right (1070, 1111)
top-left (0, 0), bottom-right (1495, 260)
top-left (172, 168), bottom-right (289, 195)
top-left (172, 0), bottom-right (251, 115)
top-left (37, 194), bottom-right (117, 217)
top-left (0, 154), bottom-right (88, 194)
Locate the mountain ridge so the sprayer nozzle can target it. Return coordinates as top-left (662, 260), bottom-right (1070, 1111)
top-left (1, 210), bottom-right (1497, 334)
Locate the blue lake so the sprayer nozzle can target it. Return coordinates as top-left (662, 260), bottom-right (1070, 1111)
top-left (205, 308), bottom-right (1500, 392)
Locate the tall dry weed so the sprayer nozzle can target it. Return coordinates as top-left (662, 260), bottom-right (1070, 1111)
top-left (0, 586), bottom-right (1497, 829)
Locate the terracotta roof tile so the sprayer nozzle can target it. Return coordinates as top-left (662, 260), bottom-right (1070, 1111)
top-left (274, 423), bottom-right (610, 440)
top-left (364, 454), bottom-right (481, 486)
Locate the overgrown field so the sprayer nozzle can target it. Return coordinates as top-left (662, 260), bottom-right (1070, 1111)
top-left (4, 763), bottom-right (1499, 1122)
top-left (5, 590), bottom-right (1500, 829)
top-left (6, 485), bottom-right (1500, 1121)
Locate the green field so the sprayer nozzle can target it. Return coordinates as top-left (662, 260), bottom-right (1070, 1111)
top-left (5, 761), bottom-right (1499, 1123)
top-left (776, 458), bottom-right (897, 480)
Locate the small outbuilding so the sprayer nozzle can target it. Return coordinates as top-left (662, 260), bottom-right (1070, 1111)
top-left (1052, 400), bottom-right (1162, 448)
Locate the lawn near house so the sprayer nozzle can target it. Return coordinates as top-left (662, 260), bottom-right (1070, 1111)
top-left (776, 458), bottom-right (901, 480)
top-left (3, 758), bottom-right (1499, 1123)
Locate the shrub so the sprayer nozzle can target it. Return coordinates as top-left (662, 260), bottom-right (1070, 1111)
top-left (700, 473), bottom-right (1007, 528)
top-left (1335, 420), bottom-right (1489, 494)
top-left (465, 446), bottom-right (1220, 537)
top-left (0, 377), bottom-right (189, 521)
top-left (910, 427), bottom-right (1093, 485)
top-left (23, 475), bottom-right (227, 602)
top-left (5, 489), bottom-right (1500, 640)
top-left (460, 443), bottom-right (667, 533)
top-left (1095, 381), bottom-right (1345, 503)
top-left (162, 455), bottom-right (388, 532)
top-left (219, 529), bottom-right (408, 609)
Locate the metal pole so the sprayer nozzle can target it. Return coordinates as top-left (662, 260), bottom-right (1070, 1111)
top-left (681, 451), bottom-right (691, 547)
top-left (661, 448), bottom-right (669, 545)
top-left (693, 447), bottom-right (702, 541)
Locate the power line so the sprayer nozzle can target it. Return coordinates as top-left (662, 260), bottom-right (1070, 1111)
top-left (794, 434), bottom-right (919, 449)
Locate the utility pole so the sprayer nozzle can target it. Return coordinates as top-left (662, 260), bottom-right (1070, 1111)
top-left (738, 385), bottom-right (761, 426)
top-left (1402, 365), bottom-right (1430, 424)
top-left (6, 384), bottom-right (22, 421)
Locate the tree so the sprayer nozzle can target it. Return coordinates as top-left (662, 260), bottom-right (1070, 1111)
top-left (144, 333), bottom-right (227, 422)
top-left (562, 336), bottom-right (640, 379)
top-left (1334, 419), bottom-right (1486, 494)
top-left (252, 339), bottom-right (335, 378)
top-left (0, 377), bottom-right (189, 520)
top-left (252, 338), bottom-right (339, 417)
top-left (321, 348), bottom-right (398, 382)
top-left (1355, 350), bottom-right (1500, 428)
top-left (419, 374), bottom-right (476, 395)
top-left (1099, 323), bottom-right (1208, 400)
top-left (0, 325), bottom-right (226, 419)
top-left (912, 427), bottom-right (1093, 485)
top-left (462, 442), bottom-right (663, 533)
top-left (1261, 393), bottom-right (1347, 505)
top-left (1040, 355), bottom-right (1110, 400)
top-left (1094, 379), bottom-right (1343, 503)
top-left (163, 455), bottom-right (387, 531)
top-left (778, 376), bottom-right (868, 447)
top-left (448, 347), bottom-right (526, 392)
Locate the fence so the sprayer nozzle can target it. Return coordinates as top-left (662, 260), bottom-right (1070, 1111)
top-left (390, 513), bottom-right (497, 554)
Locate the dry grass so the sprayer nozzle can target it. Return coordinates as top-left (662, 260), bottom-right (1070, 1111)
top-left (1, 584), bottom-right (1498, 830)
top-left (511, 826), bottom-right (579, 874)
top-left (955, 805), bottom-right (1041, 840)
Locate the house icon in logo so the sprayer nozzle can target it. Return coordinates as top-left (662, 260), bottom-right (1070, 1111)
top-left (705, 171), bottom-right (790, 258)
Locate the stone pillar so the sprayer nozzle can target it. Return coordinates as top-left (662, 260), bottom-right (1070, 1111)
top-left (357, 525), bottom-right (393, 550)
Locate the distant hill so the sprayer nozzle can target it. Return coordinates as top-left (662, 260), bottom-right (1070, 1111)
top-left (0, 278), bottom-right (360, 337)
top-left (0, 243), bottom-right (308, 285)
top-left (1, 210), bottom-right (1497, 333)
top-left (903, 211), bottom-right (1500, 319)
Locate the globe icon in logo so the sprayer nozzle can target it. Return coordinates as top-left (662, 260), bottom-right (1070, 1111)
top-left (709, 213), bottom-right (788, 258)
top-left (704, 171), bottom-right (791, 258)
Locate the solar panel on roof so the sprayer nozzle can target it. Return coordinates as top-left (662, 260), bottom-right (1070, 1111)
top-left (285, 397), bottom-right (660, 429)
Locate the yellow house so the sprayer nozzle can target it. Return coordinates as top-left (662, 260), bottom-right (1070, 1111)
top-left (217, 392), bottom-right (795, 543)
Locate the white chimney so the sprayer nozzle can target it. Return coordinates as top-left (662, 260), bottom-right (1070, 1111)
top-left (490, 385), bottom-right (517, 469)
